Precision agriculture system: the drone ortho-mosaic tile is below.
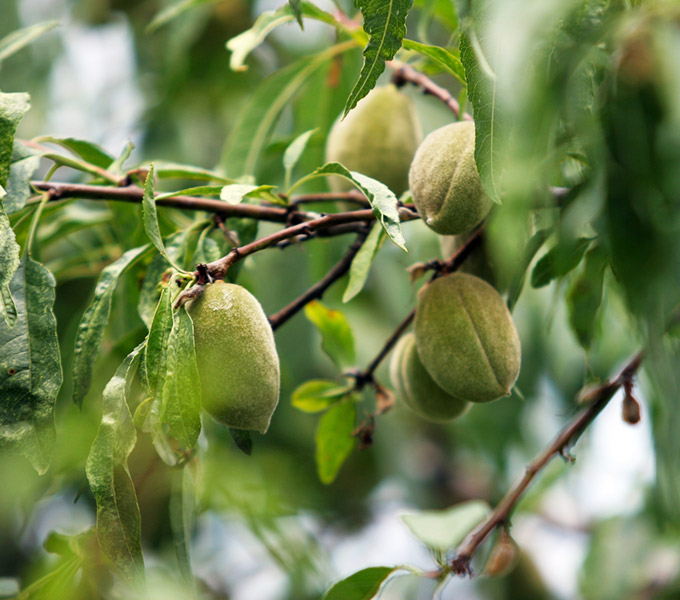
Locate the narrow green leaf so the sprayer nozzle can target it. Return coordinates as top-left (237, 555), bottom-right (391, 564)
top-left (0, 92), bottom-right (30, 188)
top-left (14, 556), bottom-right (81, 599)
top-left (531, 237), bottom-right (593, 288)
top-left (85, 344), bottom-right (145, 585)
top-left (228, 428), bottom-right (253, 455)
top-left (169, 463), bottom-right (197, 584)
top-left (72, 244), bottom-right (150, 406)
top-left (292, 379), bottom-right (352, 413)
top-left (506, 227), bottom-right (551, 311)
top-left (147, 0), bottom-right (216, 33)
top-left (152, 161), bottom-right (233, 183)
top-left (0, 255), bottom-right (61, 474)
top-left (324, 567), bottom-right (395, 600)
top-left (145, 285), bottom-right (173, 398)
top-left (315, 399), bottom-right (356, 484)
top-left (221, 42), bottom-right (355, 178)
top-left (460, 31), bottom-right (504, 204)
top-left (109, 140), bottom-right (134, 175)
top-left (289, 0), bottom-right (304, 28)
top-left (35, 136), bottom-right (114, 169)
top-left (291, 162), bottom-right (406, 251)
top-left (142, 164), bottom-right (185, 272)
top-left (154, 185), bottom-right (226, 201)
top-left (0, 202), bottom-right (20, 324)
top-left (402, 39), bottom-right (465, 84)
top-left (161, 308), bottom-right (201, 449)
top-left (305, 300), bottom-right (355, 370)
top-left (343, 225), bottom-right (386, 303)
top-left (401, 500), bottom-right (491, 551)
top-left (0, 21), bottom-right (59, 65)
top-left (283, 128), bottom-right (316, 190)
top-left (567, 244), bottom-right (608, 349)
top-left (343, 0), bottom-right (413, 117)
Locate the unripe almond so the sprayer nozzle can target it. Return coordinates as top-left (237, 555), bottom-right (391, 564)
top-left (409, 121), bottom-right (493, 235)
top-left (415, 273), bottom-right (521, 403)
top-left (390, 332), bottom-right (469, 422)
top-left (325, 84), bottom-right (421, 196)
top-left (186, 281), bottom-right (280, 434)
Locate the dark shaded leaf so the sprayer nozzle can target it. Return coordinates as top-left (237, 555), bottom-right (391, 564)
top-left (85, 344), bottom-right (145, 584)
top-left (72, 244), bottom-right (150, 406)
top-left (343, 225), bottom-right (386, 303)
top-left (506, 227), bottom-right (551, 311)
top-left (228, 428), bottom-right (253, 455)
top-left (343, 0), bottom-right (413, 116)
top-left (531, 237), bottom-right (593, 288)
top-left (0, 255), bottom-right (61, 474)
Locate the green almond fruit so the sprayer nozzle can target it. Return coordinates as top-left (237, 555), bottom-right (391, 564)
top-left (390, 332), bottom-right (469, 422)
top-left (325, 84), bottom-right (421, 196)
top-left (409, 121), bottom-right (493, 235)
top-left (415, 273), bottom-right (520, 403)
top-left (186, 281), bottom-right (280, 433)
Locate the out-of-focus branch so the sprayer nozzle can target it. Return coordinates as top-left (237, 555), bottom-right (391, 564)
top-left (450, 351), bottom-right (644, 575)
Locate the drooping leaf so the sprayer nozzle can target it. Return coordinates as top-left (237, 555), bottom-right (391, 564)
top-left (152, 161), bottom-right (233, 183)
top-left (343, 0), bottom-right (414, 117)
top-left (531, 236), bottom-right (593, 288)
top-left (315, 399), bottom-right (356, 484)
top-left (291, 162), bottom-right (406, 251)
top-left (0, 202), bottom-right (20, 324)
top-left (0, 21), bottom-right (59, 65)
top-left (0, 255), bottom-right (61, 474)
top-left (85, 344), bottom-right (145, 584)
top-left (72, 244), bottom-right (150, 406)
top-left (304, 301), bottom-right (355, 370)
top-left (506, 227), bottom-right (551, 311)
top-left (402, 39), bottom-right (465, 84)
top-left (292, 379), bottom-right (352, 413)
top-left (147, 0), bottom-right (216, 32)
top-left (401, 500), bottom-right (490, 551)
top-left (154, 185), bottom-right (226, 201)
top-left (343, 225), bottom-right (386, 303)
top-left (145, 285), bottom-right (173, 398)
top-left (289, 0), bottom-right (304, 28)
top-left (35, 136), bottom-right (114, 169)
top-left (160, 308), bottom-right (201, 449)
top-left (567, 243), bottom-right (608, 349)
top-left (324, 566), bottom-right (395, 600)
top-left (221, 42), bottom-right (355, 178)
top-left (0, 92), bottom-right (30, 188)
top-left (169, 463), bottom-right (197, 584)
top-left (459, 31), bottom-right (504, 204)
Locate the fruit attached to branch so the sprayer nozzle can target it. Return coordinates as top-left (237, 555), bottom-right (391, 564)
top-left (325, 84), bottom-right (421, 196)
top-left (187, 281), bottom-right (280, 433)
top-left (415, 273), bottom-right (521, 403)
top-left (409, 121), bottom-right (492, 235)
top-left (390, 332), bottom-right (469, 422)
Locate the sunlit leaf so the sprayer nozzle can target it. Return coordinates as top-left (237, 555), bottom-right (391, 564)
top-left (324, 566), bottom-right (395, 600)
top-left (35, 136), bottom-right (114, 169)
top-left (304, 300), bottom-right (355, 369)
top-left (0, 91), bottom-right (30, 188)
top-left (292, 379), bottom-right (352, 413)
top-left (402, 39), bottom-right (465, 84)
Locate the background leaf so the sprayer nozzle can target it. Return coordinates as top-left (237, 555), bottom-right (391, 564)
top-left (343, 0), bottom-right (414, 116)
top-left (324, 566), bottom-right (395, 600)
top-left (315, 399), bottom-right (356, 485)
top-left (0, 255), bottom-right (61, 474)
top-left (304, 301), bottom-right (355, 370)
top-left (0, 21), bottom-right (58, 66)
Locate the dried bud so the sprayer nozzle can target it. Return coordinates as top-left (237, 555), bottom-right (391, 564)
top-left (374, 384), bottom-right (395, 415)
top-left (622, 391), bottom-right (641, 425)
top-left (483, 529), bottom-right (519, 577)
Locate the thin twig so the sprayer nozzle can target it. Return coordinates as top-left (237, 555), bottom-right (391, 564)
top-left (388, 61), bottom-right (473, 121)
top-left (269, 226), bottom-right (372, 330)
top-left (450, 351), bottom-right (644, 575)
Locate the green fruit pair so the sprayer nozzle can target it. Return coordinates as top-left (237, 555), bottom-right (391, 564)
top-left (187, 281), bottom-right (280, 434)
top-left (391, 273), bottom-right (521, 421)
top-left (325, 85), bottom-right (421, 196)
top-left (409, 121), bottom-right (493, 235)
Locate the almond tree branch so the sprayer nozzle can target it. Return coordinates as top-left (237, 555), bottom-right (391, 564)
top-left (268, 225), bottom-right (372, 330)
top-left (450, 351), bottom-right (644, 575)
